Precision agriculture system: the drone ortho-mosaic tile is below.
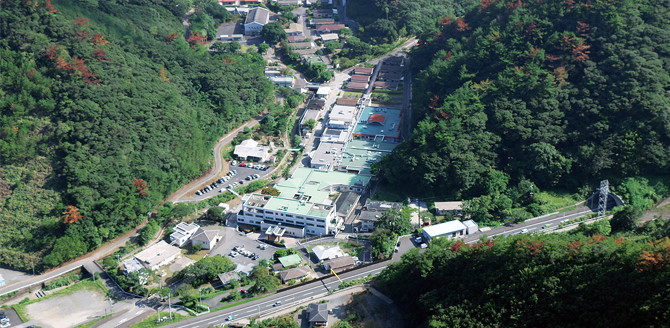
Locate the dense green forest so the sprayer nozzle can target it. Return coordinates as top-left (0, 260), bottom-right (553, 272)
top-left (375, 218), bottom-right (670, 327)
top-left (372, 0), bottom-right (670, 219)
top-left (0, 0), bottom-right (272, 271)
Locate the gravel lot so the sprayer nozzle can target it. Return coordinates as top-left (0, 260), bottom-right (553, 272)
top-left (24, 289), bottom-right (115, 328)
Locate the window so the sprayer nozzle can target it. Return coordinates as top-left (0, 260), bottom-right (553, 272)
top-left (317, 224), bottom-right (325, 228)
top-left (306, 217), bottom-right (315, 221)
top-left (307, 223), bottom-right (315, 226)
top-left (286, 214), bottom-right (293, 218)
top-left (255, 214), bottom-right (263, 218)
top-left (276, 218), bottom-right (284, 222)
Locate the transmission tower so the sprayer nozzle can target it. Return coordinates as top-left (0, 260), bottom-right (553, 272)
top-left (598, 180), bottom-right (609, 217)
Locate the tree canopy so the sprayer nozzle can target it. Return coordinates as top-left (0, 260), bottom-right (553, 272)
top-left (0, 0), bottom-right (272, 271)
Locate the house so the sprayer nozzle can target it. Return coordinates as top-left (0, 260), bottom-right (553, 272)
top-left (277, 0), bottom-right (302, 5)
top-left (316, 86), bottom-right (331, 99)
top-left (312, 9), bottom-right (334, 17)
top-left (284, 22), bottom-right (304, 37)
top-left (434, 201), bottom-right (464, 216)
top-left (336, 98), bottom-right (358, 106)
top-left (373, 81), bottom-right (398, 91)
top-left (278, 254), bottom-right (303, 268)
top-left (323, 255), bottom-right (355, 272)
top-left (350, 74), bottom-right (370, 82)
top-left (134, 241), bottom-right (181, 271)
top-left (269, 76), bottom-right (295, 88)
top-left (296, 48), bottom-right (319, 56)
top-left (279, 266), bottom-right (311, 283)
top-left (310, 18), bottom-right (335, 25)
top-left (169, 222), bottom-right (201, 247)
top-left (463, 219), bottom-right (479, 235)
top-left (265, 70), bottom-right (281, 77)
top-left (353, 66), bottom-right (374, 75)
top-left (346, 82), bottom-right (368, 91)
top-left (300, 109), bottom-right (321, 135)
top-left (422, 220), bottom-right (467, 242)
top-left (123, 258), bottom-right (144, 274)
top-left (218, 271), bottom-right (241, 285)
top-left (190, 228), bottom-right (222, 250)
top-left (315, 24), bottom-right (346, 35)
top-left (307, 303), bottom-right (329, 326)
top-left (244, 7), bottom-right (270, 36)
top-left (320, 33), bottom-right (339, 42)
top-left (234, 139), bottom-right (270, 162)
top-left (288, 35), bottom-right (307, 42)
top-left (289, 42), bottom-right (314, 49)
top-left (312, 245), bottom-right (344, 262)
top-left (357, 200), bottom-right (402, 232)
top-left (379, 64), bottom-right (403, 73)
top-left (377, 72), bottom-right (403, 82)
top-left (306, 97), bottom-right (326, 111)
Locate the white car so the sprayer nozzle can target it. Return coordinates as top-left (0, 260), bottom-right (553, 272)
top-left (519, 228), bottom-right (529, 234)
top-left (414, 237), bottom-right (423, 243)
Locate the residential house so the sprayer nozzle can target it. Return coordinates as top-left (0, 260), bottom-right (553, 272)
top-left (353, 66), bottom-right (374, 75)
top-left (123, 258), bottom-right (144, 274)
top-left (433, 201), bottom-right (464, 216)
top-left (279, 266), bottom-right (311, 283)
top-left (285, 22), bottom-right (305, 37)
top-left (169, 222), bottom-right (201, 247)
top-left (312, 9), bottom-right (334, 17)
top-left (320, 33), bottom-right (339, 42)
top-left (289, 42), bottom-right (314, 50)
top-left (346, 81), bottom-right (368, 91)
top-left (357, 200), bottom-right (402, 232)
top-left (315, 86), bottom-right (331, 99)
top-left (336, 98), bottom-right (358, 106)
top-left (244, 7), bottom-right (270, 36)
top-left (315, 24), bottom-right (346, 35)
top-left (323, 255), bottom-right (355, 272)
top-left (373, 81), bottom-right (398, 91)
top-left (269, 76), bottom-right (295, 88)
top-left (218, 271), bottom-right (241, 285)
top-left (350, 74), bottom-right (370, 82)
top-left (312, 245), bottom-right (344, 262)
top-left (278, 254), bottom-right (303, 268)
top-left (295, 48), bottom-right (319, 56)
top-left (377, 72), bottom-right (403, 82)
top-left (310, 18), bottom-right (335, 25)
top-left (422, 220), bottom-right (467, 242)
top-left (307, 303), bottom-right (329, 326)
top-left (134, 241), bottom-right (181, 271)
top-left (233, 139), bottom-right (270, 162)
top-left (288, 35), bottom-right (307, 42)
top-left (190, 228), bottom-right (222, 250)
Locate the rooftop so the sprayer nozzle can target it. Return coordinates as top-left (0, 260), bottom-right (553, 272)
top-left (306, 98), bottom-right (326, 110)
top-left (340, 139), bottom-right (398, 175)
top-left (316, 86), bottom-right (331, 96)
top-left (234, 139), bottom-right (269, 160)
top-left (218, 271), bottom-right (240, 285)
top-left (301, 109), bottom-right (321, 125)
top-left (312, 245), bottom-right (345, 261)
top-left (288, 35), bottom-right (306, 42)
top-left (434, 201), bottom-right (463, 211)
top-left (263, 196), bottom-right (335, 218)
top-left (190, 228), bottom-right (221, 244)
top-left (312, 18), bottom-right (335, 24)
top-left (245, 7), bottom-right (269, 25)
top-left (311, 141), bottom-right (347, 170)
top-left (274, 167), bottom-right (371, 204)
top-left (335, 191), bottom-right (359, 217)
top-left (134, 241), bottom-right (181, 269)
top-left (347, 82), bottom-right (368, 90)
top-left (308, 303), bottom-right (328, 323)
top-left (353, 106), bottom-right (402, 139)
top-left (320, 33), bottom-right (339, 41)
top-left (278, 253), bottom-right (303, 267)
top-left (285, 22), bottom-right (305, 35)
top-left (423, 220), bottom-right (467, 238)
top-left (336, 98), bottom-right (358, 106)
top-left (364, 200), bottom-right (402, 211)
top-left (324, 255), bottom-right (355, 269)
top-left (354, 66), bottom-right (374, 75)
top-left (373, 81), bottom-right (398, 90)
top-left (316, 24), bottom-right (346, 32)
top-left (350, 75), bottom-right (370, 82)
top-left (329, 105), bottom-right (357, 123)
top-left (279, 266), bottom-right (311, 282)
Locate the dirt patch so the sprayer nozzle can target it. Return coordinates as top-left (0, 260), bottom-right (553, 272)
top-left (335, 289), bottom-right (407, 328)
top-left (24, 289), bottom-right (109, 328)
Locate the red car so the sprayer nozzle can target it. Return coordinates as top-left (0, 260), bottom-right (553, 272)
top-left (239, 163), bottom-right (245, 167)
top-left (240, 289), bottom-right (248, 294)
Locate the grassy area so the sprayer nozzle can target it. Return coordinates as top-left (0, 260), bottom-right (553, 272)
top-left (214, 294), bottom-right (266, 310)
top-left (182, 248), bottom-right (209, 262)
top-left (342, 92), bottom-right (363, 98)
top-left (12, 278), bottom-right (109, 322)
top-left (371, 187), bottom-right (405, 203)
top-left (75, 314), bottom-right (113, 328)
top-left (129, 312), bottom-right (191, 328)
top-left (535, 191), bottom-right (580, 212)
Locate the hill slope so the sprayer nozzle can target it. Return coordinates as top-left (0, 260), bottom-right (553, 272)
top-left (374, 0), bottom-right (670, 201)
top-left (0, 0), bottom-right (272, 270)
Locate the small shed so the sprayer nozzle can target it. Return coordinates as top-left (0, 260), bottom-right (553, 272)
top-left (463, 220), bottom-right (478, 235)
top-left (218, 271), bottom-right (241, 285)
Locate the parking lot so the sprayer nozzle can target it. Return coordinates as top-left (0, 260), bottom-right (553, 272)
top-left (191, 161), bottom-right (272, 200)
top-left (209, 227), bottom-right (279, 275)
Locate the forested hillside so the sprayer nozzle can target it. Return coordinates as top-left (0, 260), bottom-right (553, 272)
top-left (373, 0), bottom-right (670, 216)
top-left (0, 0), bottom-right (272, 271)
top-left (375, 219), bottom-right (670, 327)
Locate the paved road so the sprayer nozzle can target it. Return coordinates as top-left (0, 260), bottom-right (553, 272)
top-left (159, 205), bottom-right (597, 328)
top-left (168, 115), bottom-right (266, 203)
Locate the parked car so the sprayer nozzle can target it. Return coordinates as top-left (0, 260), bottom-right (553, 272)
top-left (239, 162), bottom-right (246, 167)
top-left (420, 243), bottom-right (428, 249)
top-left (519, 228), bottom-right (529, 234)
top-left (414, 237), bottom-right (422, 243)
top-left (227, 315), bottom-right (234, 321)
top-left (253, 174), bottom-right (260, 179)
top-left (195, 191), bottom-right (202, 196)
top-left (231, 169), bottom-right (237, 174)
top-left (274, 301), bottom-right (281, 306)
top-left (231, 160), bottom-right (238, 166)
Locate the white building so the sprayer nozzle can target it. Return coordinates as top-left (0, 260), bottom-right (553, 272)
top-left (244, 7), bottom-right (270, 36)
top-left (316, 86), bottom-right (330, 99)
top-left (312, 245), bottom-right (344, 262)
top-left (134, 241), bottom-right (181, 271)
top-left (434, 201), bottom-right (464, 216)
top-left (234, 139), bottom-right (270, 162)
top-left (328, 105), bottom-right (356, 129)
top-left (123, 258), bottom-right (144, 274)
top-left (190, 228), bottom-right (222, 250)
top-left (269, 76), bottom-right (295, 88)
top-left (169, 222), bottom-right (201, 247)
top-left (463, 219), bottom-right (479, 235)
top-left (422, 220), bottom-right (467, 242)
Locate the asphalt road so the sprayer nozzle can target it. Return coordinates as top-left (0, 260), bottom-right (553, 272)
top-left (160, 206), bottom-right (597, 328)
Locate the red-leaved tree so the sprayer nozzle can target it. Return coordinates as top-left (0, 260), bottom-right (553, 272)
top-left (63, 205), bottom-right (82, 224)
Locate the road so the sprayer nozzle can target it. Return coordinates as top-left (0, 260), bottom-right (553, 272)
top-left (160, 205), bottom-right (597, 328)
top-left (167, 115), bottom-right (266, 203)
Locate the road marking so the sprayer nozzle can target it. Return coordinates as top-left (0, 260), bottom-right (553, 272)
top-left (119, 318), bottom-right (129, 324)
top-left (136, 310), bottom-right (144, 314)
